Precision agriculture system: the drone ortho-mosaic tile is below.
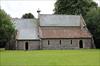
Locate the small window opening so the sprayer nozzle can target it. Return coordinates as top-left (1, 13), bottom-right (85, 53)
top-left (48, 40), bottom-right (50, 45)
top-left (60, 40), bottom-right (61, 45)
top-left (71, 40), bottom-right (72, 44)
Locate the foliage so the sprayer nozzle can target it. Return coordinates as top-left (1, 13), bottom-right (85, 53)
top-left (22, 13), bottom-right (34, 19)
top-left (0, 9), bottom-right (15, 40)
top-left (54, 0), bottom-right (97, 16)
top-left (85, 7), bottom-right (100, 48)
top-left (0, 50), bottom-right (100, 66)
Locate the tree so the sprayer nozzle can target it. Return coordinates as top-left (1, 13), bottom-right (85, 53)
top-left (0, 9), bottom-right (15, 48)
top-left (22, 13), bottom-right (34, 19)
top-left (54, 0), bottom-right (97, 16)
top-left (85, 8), bottom-right (100, 48)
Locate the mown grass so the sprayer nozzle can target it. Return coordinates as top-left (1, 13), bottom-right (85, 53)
top-left (0, 49), bottom-right (100, 66)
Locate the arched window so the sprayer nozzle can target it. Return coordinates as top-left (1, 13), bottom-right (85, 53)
top-left (60, 40), bottom-right (61, 45)
top-left (25, 42), bottom-right (28, 50)
top-left (48, 40), bottom-right (50, 45)
top-left (71, 40), bottom-right (72, 44)
top-left (79, 40), bottom-right (83, 48)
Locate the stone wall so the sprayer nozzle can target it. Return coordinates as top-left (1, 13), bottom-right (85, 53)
top-left (41, 38), bottom-right (92, 50)
top-left (82, 39), bottom-right (92, 48)
top-left (16, 38), bottom-right (92, 50)
top-left (16, 40), bottom-right (40, 50)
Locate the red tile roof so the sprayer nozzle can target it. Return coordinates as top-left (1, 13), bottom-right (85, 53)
top-left (39, 27), bottom-right (92, 39)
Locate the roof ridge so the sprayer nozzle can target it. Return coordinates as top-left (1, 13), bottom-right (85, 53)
top-left (40, 14), bottom-right (80, 16)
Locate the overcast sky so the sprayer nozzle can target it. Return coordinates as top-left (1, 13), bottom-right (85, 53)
top-left (0, 0), bottom-right (100, 18)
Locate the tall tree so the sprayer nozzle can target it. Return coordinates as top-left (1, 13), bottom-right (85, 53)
top-left (22, 13), bottom-right (34, 19)
top-left (85, 8), bottom-right (100, 48)
top-left (0, 9), bottom-right (15, 47)
top-left (54, 0), bottom-right (97, 16)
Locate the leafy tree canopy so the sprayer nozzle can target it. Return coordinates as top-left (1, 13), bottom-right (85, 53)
top-left (54, 0), bottom-right (97, 16)
top-left (85, 8), bottom-right (100, 48)
top-left (0, 9), bottom-right (15, 40)
top-left (22, 13), bottom-right (34, 19)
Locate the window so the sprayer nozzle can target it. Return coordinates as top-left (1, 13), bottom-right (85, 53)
top-left (71, 40), bottom-right (72, 44)
top-left (48, 40), bottom-right (50, 45)
top-left (60, 40), bottom-right (61, 45)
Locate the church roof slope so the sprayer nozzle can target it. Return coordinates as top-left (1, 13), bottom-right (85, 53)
top-left (12, 18), bottom-right (39, 40)
top-left (39, 27), bottom-right (92, 39)
top-left (39, 14), bottom-right (81, 26)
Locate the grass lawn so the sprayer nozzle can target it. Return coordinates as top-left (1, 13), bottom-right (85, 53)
top-left (0, 49), bottom-right (100, 66)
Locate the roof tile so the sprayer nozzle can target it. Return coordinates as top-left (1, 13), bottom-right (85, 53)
top-left (39, 27), bottom-right (91, 38)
